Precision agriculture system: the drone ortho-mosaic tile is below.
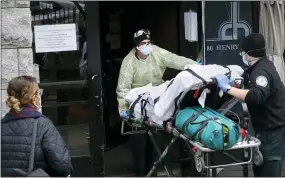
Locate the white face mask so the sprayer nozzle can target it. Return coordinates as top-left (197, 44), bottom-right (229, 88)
top-left (137, 44), bottom-right (153, 56)
top-left (36, 96), bottom-right (42, 112)
top-left (33, 94), bottom-right (42, 112)
top-left (242, 55), bottom-right (249, 66)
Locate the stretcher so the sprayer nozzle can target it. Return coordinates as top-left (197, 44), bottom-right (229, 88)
top-left (121, 69), bottom-right (263, 177)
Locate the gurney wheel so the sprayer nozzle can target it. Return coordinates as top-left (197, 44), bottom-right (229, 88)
top-left (195, 157), bottom-right (205, 173)
top-left (253, 150), bottom-right (263, 166)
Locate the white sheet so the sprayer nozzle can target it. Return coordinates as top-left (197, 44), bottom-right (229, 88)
top-left (125, 64), bottom-right (244, 125)
top-left (125, 81), bottom-right (170, 124)
top-left (129, 93), bottom-right (162, 124)
top-left (125, 81), bottom-right (170, 104)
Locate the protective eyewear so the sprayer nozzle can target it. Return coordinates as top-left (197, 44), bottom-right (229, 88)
top-left (138, 41), bottom-right (152, 47)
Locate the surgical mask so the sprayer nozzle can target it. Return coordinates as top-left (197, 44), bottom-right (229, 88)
top-left (242, 55), bottom-right (249, 66)
top-left (242, 55), bottom-right (260, 66)
top-left (240, 48), bottom-right (265, 66)
top-left (34, 95), bottom-right (42, 112)
top-left (33, 89), bottom-right (42, 112)
top-left (137, 44), bottom-right (153, 56)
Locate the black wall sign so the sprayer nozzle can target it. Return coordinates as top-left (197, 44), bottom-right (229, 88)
top-left (204, 1), bottom-right (253, 66)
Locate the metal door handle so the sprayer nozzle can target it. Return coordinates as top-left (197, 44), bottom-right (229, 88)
top-left (92, 74), bottom-right (99, 81)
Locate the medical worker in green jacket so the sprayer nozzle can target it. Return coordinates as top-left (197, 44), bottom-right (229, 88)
top-left (116, 29), bottom-right (198, 176)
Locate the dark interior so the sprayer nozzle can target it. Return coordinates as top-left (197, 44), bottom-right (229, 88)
top-left (32, 1), bottom-right (201, 176)
top-left (98, 2), bottom-right (200, 176)
top-left (30, 1), bottom-right (285, 177)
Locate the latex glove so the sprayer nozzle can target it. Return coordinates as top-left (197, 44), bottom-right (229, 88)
top-left (120, 110), bottom-right (129, 119)
top-left (196, 59), bottom-right (203, 65)
top-left (214, 74), bottom-right (231, 92)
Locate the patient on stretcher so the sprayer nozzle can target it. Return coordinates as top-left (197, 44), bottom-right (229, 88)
top-left (124, 64), bottom-right (245, 150)
top-left (125, 64), bottom-right (244, 125)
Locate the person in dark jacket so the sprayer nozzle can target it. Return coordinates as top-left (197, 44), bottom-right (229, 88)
top-left (1, 75), bottom-right (72, 177)
top-left (214, 33), bottom-right (285, 177)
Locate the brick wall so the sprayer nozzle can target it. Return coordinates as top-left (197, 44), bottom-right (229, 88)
top-left (1, 1), bottom-right (39, 117)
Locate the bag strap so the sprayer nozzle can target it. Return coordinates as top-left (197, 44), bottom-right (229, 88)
top-left (219, 99), bottom-right (239, 115)
top-left (181, 110), bottom-right (205, 134)
top-left (28, 119), bottom-right (39, 173)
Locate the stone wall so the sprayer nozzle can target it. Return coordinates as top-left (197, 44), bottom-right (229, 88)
top-left (1, 1), bottom-right (37, 117)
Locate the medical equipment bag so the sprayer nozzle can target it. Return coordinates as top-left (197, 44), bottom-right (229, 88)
top-left (175, 106), bottom-right (241, 151)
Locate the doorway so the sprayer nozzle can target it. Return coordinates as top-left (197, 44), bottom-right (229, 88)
top-left (97, 1), bottom-right (190, 176)
top-left (31, 1), bottom-right (94, 176)
top-left (31, 1), bottom-right (200, 176)
top-left (84, 1), bottom-right (201, 176)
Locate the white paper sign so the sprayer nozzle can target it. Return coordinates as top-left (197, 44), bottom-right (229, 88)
top-left (34, 24), bottom-right (77, 53)
top-left (184, 10), bottom-right (198, 42)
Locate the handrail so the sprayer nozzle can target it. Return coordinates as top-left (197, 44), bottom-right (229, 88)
top-left (39, 80), bottom-right (87, 90)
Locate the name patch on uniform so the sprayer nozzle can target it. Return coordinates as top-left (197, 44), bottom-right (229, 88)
top-left (256, 76), bottom-right (268, 87)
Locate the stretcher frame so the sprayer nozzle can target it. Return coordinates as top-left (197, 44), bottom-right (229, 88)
top-left (121, 79), bottom-right (263, 177)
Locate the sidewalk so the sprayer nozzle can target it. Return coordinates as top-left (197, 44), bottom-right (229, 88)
top-left (105, 143), bottom-right (285, 177)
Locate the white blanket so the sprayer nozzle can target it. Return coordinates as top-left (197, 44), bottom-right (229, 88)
top-left (125, 81), bottom-right (171, 104)
top-left (125, 64), bottom-right (244, 125)
top-left (125, 81), bottom-right (170, 124)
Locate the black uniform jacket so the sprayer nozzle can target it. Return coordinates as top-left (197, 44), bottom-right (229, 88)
top-left (243, 56), bottom-right (285, 132)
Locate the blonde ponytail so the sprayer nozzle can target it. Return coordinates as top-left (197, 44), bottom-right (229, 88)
top-left (6, 96), bottom-right (21, 112)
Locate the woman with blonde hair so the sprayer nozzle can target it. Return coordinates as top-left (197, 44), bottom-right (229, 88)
top-left (1, 75), bottom-right (72, 177)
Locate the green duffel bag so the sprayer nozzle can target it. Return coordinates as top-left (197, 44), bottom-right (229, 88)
top-left (175, 106), bottom-right (241, 151)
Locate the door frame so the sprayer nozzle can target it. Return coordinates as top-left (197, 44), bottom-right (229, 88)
top-left (85, 1), bottom-right (105, 176)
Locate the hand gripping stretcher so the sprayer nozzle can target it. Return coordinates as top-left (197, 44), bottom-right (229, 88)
top-left (121, 75), bottom-right (263, 177)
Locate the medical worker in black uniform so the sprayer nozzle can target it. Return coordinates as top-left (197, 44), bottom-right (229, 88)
top-left (215, 33), bottom-right (285, 177)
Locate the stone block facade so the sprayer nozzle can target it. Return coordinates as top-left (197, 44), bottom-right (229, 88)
top-left (1, 1), bottom-right (37, 117)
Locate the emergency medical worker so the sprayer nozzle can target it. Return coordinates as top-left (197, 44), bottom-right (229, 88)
top-left (215, 33), bottom-right (285, 177)
top-left (116, 29), bottom-right (197, 176)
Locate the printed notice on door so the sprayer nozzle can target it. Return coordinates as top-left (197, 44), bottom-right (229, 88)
top-left (34, 24), bottom-right (77, 53)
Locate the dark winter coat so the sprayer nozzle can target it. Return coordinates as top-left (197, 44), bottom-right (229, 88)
top-left (1, 105), bottom-right (72, 177)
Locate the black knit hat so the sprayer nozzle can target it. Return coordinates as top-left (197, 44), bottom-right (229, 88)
top-left (241, 33), bottom-right (266, 57)
top-left (133, 29), bottom-right (151, 46)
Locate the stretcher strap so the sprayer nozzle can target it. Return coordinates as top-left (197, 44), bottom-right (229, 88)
top-left (225, 66), bottom-right (232, 79)
top-left (174, 92), bottom-right (183, 115)
top-left (140, 98), bottom-right (149, 121)
top-left (185, 69), bottom-right (207, 85)
top-left (165, 78), bottom-right (174, 91)
top-left (181, 110), bottom-right (205, 134)
top-left (129, 94), bottom-right (144, 120)
top-left (154, 96), bottom-right (160, 104)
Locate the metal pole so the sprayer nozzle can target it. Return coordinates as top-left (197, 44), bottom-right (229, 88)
top-left (243, 148), bottom-right (249, 177)
top-left (201, 4), bottom-right (211, 175)
top-left (147, 130), bottom-right (175, 177)
top-left (201, 4), bottom-right (217, 176)
top-left (201, 1), bottom-right (206, 65)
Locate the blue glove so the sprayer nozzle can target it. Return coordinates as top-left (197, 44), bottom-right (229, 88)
top-left (196, 59), bottom-right (203, 65)
top-left (214, 74), bottom-right (231, 92)
top-left (120, 110), bottom-right (129, 119)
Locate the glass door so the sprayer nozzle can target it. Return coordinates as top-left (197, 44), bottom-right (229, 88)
top-left (31, 1), bottom-right (99, 176)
